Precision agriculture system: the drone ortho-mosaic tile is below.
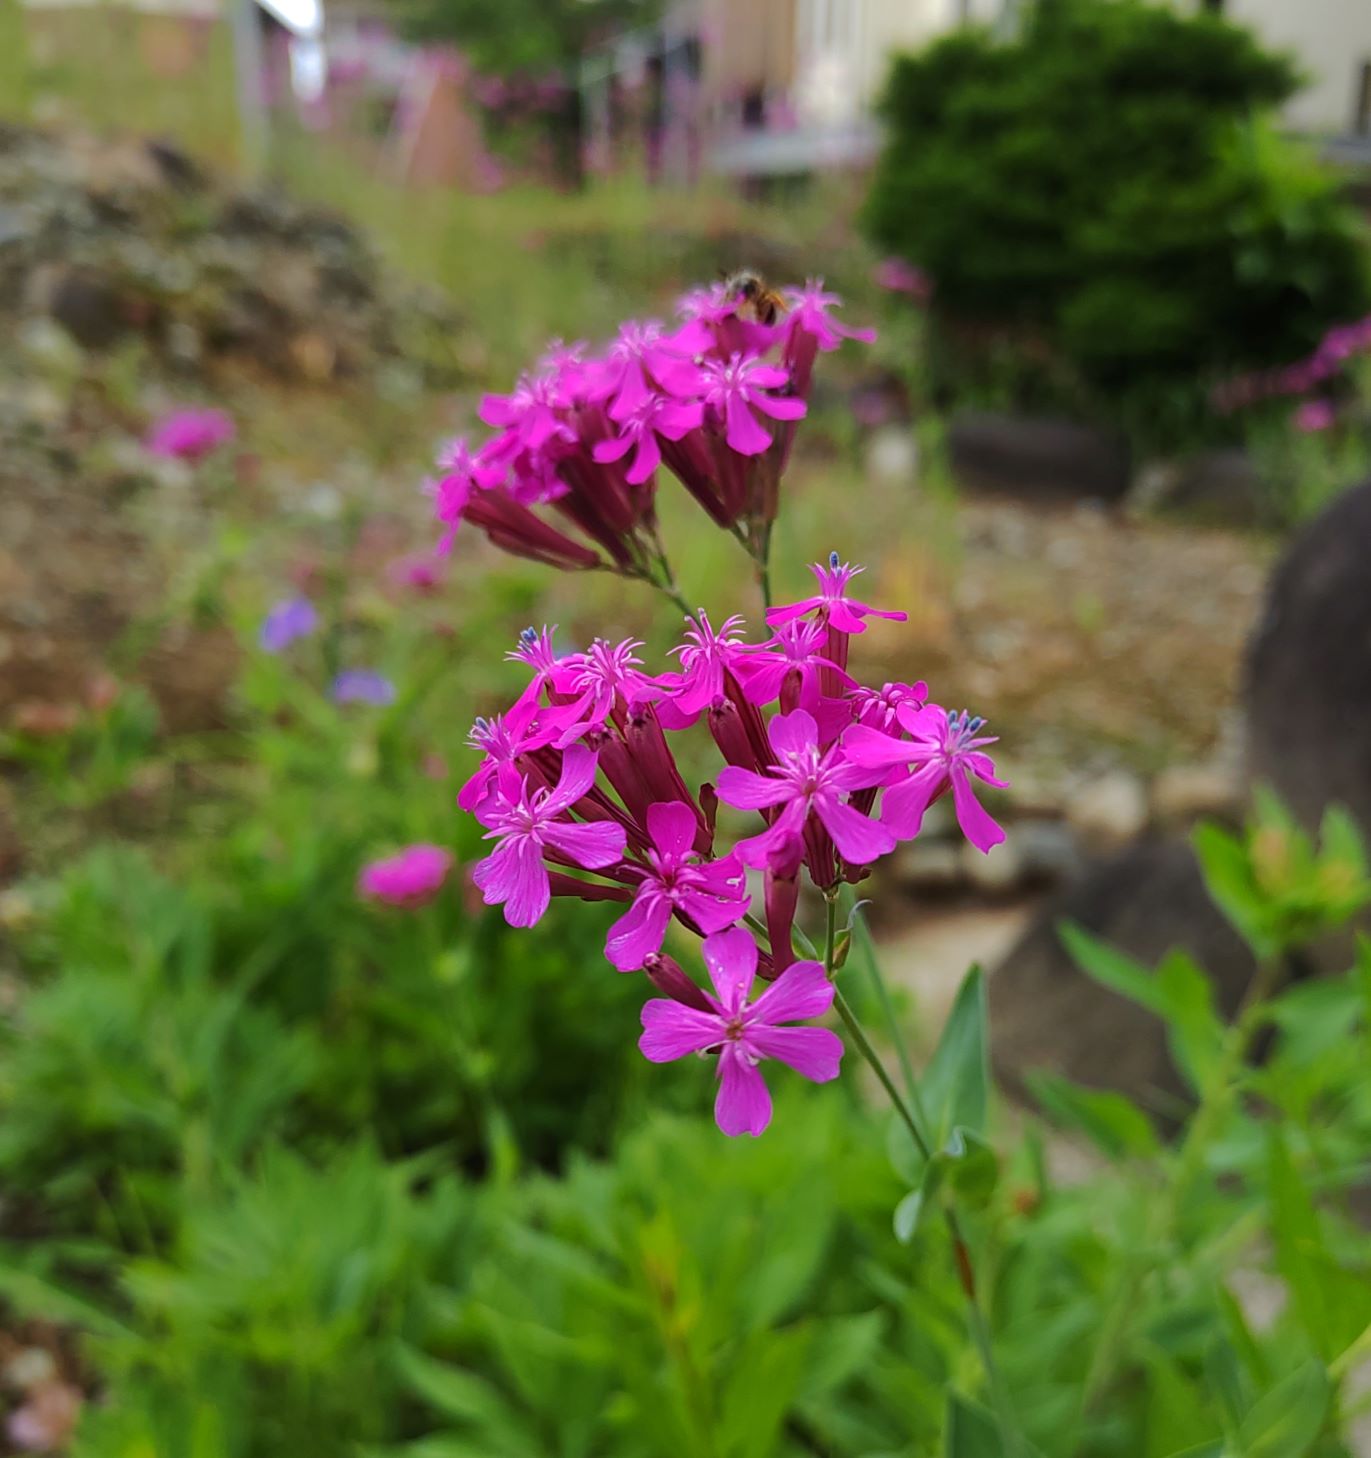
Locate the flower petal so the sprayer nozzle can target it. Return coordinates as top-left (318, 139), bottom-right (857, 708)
top-left (749, 958), bottom-right (834, 1023)
top-left (747, 1025), bottom-right (843, 1083)
top-left (647, 800), bottom-right (699, 860)
top-left (701, 926), bottom-right (758, 1013)
top-left (473, 839), bottom-right (549, 927)
top-left (639, 1000), bottom-right (724, 1062)
top-left (678, 883), bottom-right (749, 935)
top-left (841, 725), bottom-right (916, 769)
top-left (542, 744), bottom-right (600, 814)
top-left (715, 1045), bottom-right (772, 1135)
top-left (767, 708), bottom-right (819, 758)
top-left (880, 763), bottom-right (944, 839)
top-left (716, 766), bottom-right (792, 811)
top-left (606, 892), bottom-right (674, 971)
top-left (952, 769), bottom-right (1005, 853)
top-left (724, 396), bottom-right (772, 456)
top-left (541, 818), bottom-right (627, 869)
top-left (820, 796), bottom-right (896, 866)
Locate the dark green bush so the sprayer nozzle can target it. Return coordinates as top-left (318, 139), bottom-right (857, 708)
top-left (863, 0), bottom-right (1371, 447)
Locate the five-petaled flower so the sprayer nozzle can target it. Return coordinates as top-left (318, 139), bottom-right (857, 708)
top-left (717, 709), bottom-right (894, 874)
top-left (639, 927), bottom-right (843, 1136)
top-left (606, 802), bottom-right (749, 970)
top-left (700, 354), bottom-right (807, 456)
top-left (473, 746), bottom-right (627, 926)
top-left (846, 704), bottom-right (1007, 853)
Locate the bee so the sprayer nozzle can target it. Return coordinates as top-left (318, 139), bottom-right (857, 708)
top-left (722, 268), bottom-right (788, 326)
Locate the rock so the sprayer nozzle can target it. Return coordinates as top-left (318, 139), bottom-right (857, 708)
top-left (988, 839), bottom-right (1259, 1117)
top-left (892, 839), bottom-right (963, 893)
top-left (1134, 449), bottom-right (1265, 528)
top-left (962, 830), bottom-right (1024, 894)
top-left (864, 425), bottom-right (918, 486)
top-left (1151, 761), bottom-right (1241, 826)
top-left (46, 268), bottom-right (130, 349)
top-left (948, 410), bottom-right (1132, 503)
top-left (1013, 817), bottom-right (1084, 886)
top-left (1244, 479), bottom-right (1371, 835)
top-left (1067, 770), bottom-right (1148, 847)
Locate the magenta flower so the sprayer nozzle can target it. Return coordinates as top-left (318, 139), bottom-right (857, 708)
top-left (457, 697), bottom-right (550, 812)
top-left (473, 746), bottom-right (627, 926)
top-left (258, 597), bottom-right (318, 652)
top-left (428, 437), bottom-right (504, 553)
top-left (593, 394), bottom-right (704, 484)
top-left (605, 802), bottom-right (748, 970)
top-left (845, 704), bottom-right (1008, 853)
top-left (717, 709), bottom-right (893, 873)
top-left (1294, 399), bottom-right (1335, 433)
top-left (145, 408), bottom-right (235, 462)
top-left (545, 637), bottom-right (657, 744)
top-left (850, 680), bottom-right (929, 733)
top-left (638, 927), bottom-right (843, 1136)
top-left (331, 670), bottom-right (396, 706)
top-left (358, 844), bottom-right (454, 908)
top-left (388, 552), bottom-right (445, 593)
top-left (734, 617), bottom-right (854, 711)
top-left (767, 553), bottom-right (908, 636)
top-left (587, 320), bottom-right (702, 417)
top-left (656, 611), bottom-right (748, 728)
top-left (781, 279), bottom-right (877, 353)
top-left (480, 371), bottom-right (576, 461)
top-left (700, 354), bottom-right (807, 456)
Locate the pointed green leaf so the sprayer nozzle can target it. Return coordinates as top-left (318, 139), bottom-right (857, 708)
top-left (1027, 1073), bottom-right (1160, 1160)
top-left (1238, 1359), bottom-right (1330, 1458)
top-left (923, 966), bottom-right (988, 1141)
top-left (945, 1391), bottom-right (1000, 1457)
top-left (1059, 922), bottom-right (1167, 1015)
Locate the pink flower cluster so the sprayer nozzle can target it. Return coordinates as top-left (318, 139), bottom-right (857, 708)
top-left (427, 281), bottom-right (872, 586)
top-left (459, 555), bottom-right (1006, 1135)
top-left (1213, 314), bottom-right (1371, 415)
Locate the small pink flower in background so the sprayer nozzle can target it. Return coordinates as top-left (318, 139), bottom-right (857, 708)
top-left (6, 1379), bottom-right (81, 1453)
top-left (473, 746), bottom-right (627, 927)
top-left (846, 705), bottom-right (1007, 853)
top-left (358, 844), bottom-right (454, 908)
top-left (605, 802), bottom-right (748, 970)
top-left (767, 553), bottom-right (908, 636)
top-left (388, 553), bottom-right (445, 594)
top-left (872, 257), bottom-right (932, 300)
top-left (639, 927), bottom-right (843, 1136)
top-left (1294, 398), bottom-right (1336, 433)
top-left (145, 407), bottom-right (235, 462)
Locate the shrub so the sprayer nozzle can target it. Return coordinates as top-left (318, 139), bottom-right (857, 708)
top-left (863, 0), bottom-right (1371, 448)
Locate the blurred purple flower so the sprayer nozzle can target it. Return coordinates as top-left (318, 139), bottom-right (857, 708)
top-left (145, 408), bottom-right (235, 462)
top-left (259, 597), bottom-right (318, 652)
top-left (331, 670), bottom-right (396, 706)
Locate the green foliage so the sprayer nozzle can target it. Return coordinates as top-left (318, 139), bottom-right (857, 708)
top-left (863, 0), bottom-right (1371, 447)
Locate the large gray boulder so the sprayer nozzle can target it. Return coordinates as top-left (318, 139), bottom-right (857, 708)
top-left (988, 839), bottom-right (1257, 1120)
top-left (1244, 478), bottom-right (1371, 834)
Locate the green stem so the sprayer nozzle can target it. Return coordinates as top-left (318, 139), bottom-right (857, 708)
top-left (825, 899), bottom-right (1026, 1457)
top-left (1081, 953), bottom-right (1285, 1413)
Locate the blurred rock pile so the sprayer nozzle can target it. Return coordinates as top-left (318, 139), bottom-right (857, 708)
top-left (0, 122), bottom-right (464, 384)
top-left (0, 123), bottom-right (466, 736)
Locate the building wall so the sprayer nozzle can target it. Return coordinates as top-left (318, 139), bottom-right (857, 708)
top-left (1220, 0), bottom-right (1370, 134)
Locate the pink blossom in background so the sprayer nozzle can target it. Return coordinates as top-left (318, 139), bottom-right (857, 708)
top-left (145, 407), bottom-right (235, 462)
top-left (639, 927), bottom-right (843, 1136)
top-left (872, 257), bottom-right (932, 300)
top-left (1294, 398), bottom-right (1336, 433)
top-left (388, 553), bottom-right (446, 593)
top-left (358, 844), bottom-right (454, 908)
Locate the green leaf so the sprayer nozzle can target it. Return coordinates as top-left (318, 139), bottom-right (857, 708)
top-left (719, 1323), bottom-right (812, 1458)
top-left (1238, 1360), bottom-right (1330, 1458)
top-left (1027, 1073), bottom-right (1160, 1160)
top-left (802, 1310), bottom-right (887, 1399)
top-left (1266, 1130), bottom-right (1371, 1361)
top-left (945, 1391), bottom-right (1000, 1457)
top-left (1154, 950), bottom-right (1224, 1092)
top-left (943, 1127), bottom-right (999, 1208)
top-left (923, 966), bottom-right (989, 1141)
top-left (893, 1153), bottom-right (947, 1245)
top-left (392, 1344), bottom-right (534, 1455)
top-left (1059, 921), bottom-right (1168, 1014)
top-left (1194, 820), bottom-right (1273, 956)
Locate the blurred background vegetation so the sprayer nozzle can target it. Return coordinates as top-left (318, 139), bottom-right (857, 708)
top-left (2, 0), bottom-right (1371, 1452)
